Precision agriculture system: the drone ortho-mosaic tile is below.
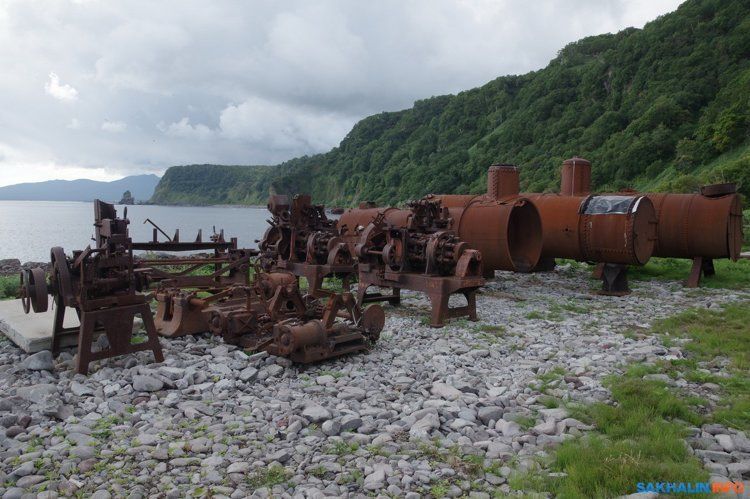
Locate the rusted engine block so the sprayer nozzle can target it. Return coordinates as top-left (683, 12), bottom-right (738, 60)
top-left (350, 198), bottom-right (485, 327)
top-left (259, 194), bottom-right (355, 296)
top-left (20, 200), bottom-right (164, 374)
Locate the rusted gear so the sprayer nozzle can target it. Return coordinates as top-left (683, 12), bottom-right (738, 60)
top-left (20, 267), bottom-right (48, 314)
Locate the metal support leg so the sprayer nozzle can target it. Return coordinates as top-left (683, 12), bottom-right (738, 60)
top-left (599, 263), bottom-right (630, 296)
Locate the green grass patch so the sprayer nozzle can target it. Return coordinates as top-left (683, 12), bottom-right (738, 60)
top-left (630, 257), bottom-right (750, 289)
top-left (513, 374), bottom-right (706, 498)
top-left (246, 464), bottom-right (290, 489)
top-left (652, 301), bottom-right (750, 429)
top-left (0, 275), bottom-right (20, 300)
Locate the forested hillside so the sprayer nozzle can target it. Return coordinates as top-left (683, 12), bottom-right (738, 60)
top-left (151, 0), bottom-right (750, 206)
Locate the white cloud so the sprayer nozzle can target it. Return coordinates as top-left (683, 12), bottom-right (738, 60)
top-left (161, 117), bottom-right (214, 140)
top-left (219, 97), bottom-right (356, 152)
top-left (101, 120), bottom-right (127, 133)
top-left (67, 118), bottom-right (80, 129)
top-left (44, 72), bottom-right (78, 101)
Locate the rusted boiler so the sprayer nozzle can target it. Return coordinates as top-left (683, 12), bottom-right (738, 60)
top-left (440, 162), bottom-right (658, 293)
top-left (339, 167), bottom-right (544, 275)
top-left (555, 157), bottom-right (744, 287)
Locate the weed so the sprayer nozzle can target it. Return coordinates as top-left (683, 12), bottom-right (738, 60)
top-left (328, 441), bottom-right (359, 456)
top-left (246, 465), bottom-right (290, 489)
top-left (512, 415), bottom-right (537, 430)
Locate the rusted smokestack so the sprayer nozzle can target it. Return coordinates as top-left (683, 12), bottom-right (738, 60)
top-left (487, 164), bottom-right (520, 200)
top-left (560, 157), bottom-right (591, 196)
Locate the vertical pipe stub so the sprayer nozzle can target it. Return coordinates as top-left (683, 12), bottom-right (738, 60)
top-left (487, 164), bottom-right (520, 200)
top-left (560, 157), bottom-right (591, 196)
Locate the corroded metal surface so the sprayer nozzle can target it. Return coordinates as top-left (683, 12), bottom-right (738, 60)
top-left (340, 166), bottom-right (543, 275)
top-left (351, 198), bottom-right (485, 327)
top-left (526, 193), bottom-right (658, 266)
top-left (259, 194), bottom-right (356, 297)
top-left (22, 200), bottom-right (164, 374)
top-left (549, 155), bottom-right (745, 286)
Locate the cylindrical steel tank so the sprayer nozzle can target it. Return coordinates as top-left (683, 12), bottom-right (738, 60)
top-left (560, 157), bottom-right (591, 197)
top-left (526, 193), bottom-right (657, 265)
top-left (646, 186), bottom-right (743, 260)
top-left (430, 194), bottom-right (542, 272)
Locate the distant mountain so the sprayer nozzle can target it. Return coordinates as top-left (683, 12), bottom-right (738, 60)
top-left (0, 174), bottom-right (161, 203)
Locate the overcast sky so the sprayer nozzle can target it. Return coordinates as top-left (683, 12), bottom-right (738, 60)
top-left (0, 0), bottom-right (683, 187)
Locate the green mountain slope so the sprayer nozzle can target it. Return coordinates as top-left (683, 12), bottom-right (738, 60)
top-left (151, 0), bottom-right (750, 206)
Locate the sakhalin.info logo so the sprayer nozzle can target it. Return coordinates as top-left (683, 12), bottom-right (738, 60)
top-left (636, 481), bottom-right (745, 494)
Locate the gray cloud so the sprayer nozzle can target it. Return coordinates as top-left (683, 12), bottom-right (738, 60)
top-left (0, 0), bottom-right (682, 185)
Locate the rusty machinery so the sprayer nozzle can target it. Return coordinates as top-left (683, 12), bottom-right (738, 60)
top-left (259, 194), bottom-right (356, 297)
top-left (200, 274), bottom-right (385, 363)
top-left (346, 198), bottom-right (485, 327)
top-left (554, 157), bottom-right (744, 288)
top-left (19, 200), bottom-right (385, 370)
top-left (19, 200), bottom-right (164, 374)
top-left (132, 220), bottom-right (257, 339)
top-left (340, 171), bottom-right (544, 276)
top-left (340, 162), bottom-right (659, 295)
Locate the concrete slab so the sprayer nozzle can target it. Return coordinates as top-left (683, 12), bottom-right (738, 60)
top-left (740, 251), bottom-right (750, 260)
top-left (0, 299), bottom-right (79, 353)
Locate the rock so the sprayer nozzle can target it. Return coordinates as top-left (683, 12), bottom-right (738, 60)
top-left (363, 468), bottom-right (386, 490)
top-left (532, 419), bottom-right (557, 435)
top-left (70, 381), bottom-right (95, 397)
top-left (5, 425), bottom-right (24, 438)
top-left (340, 415), bottom-right (363, 432)
top-left (16, 383), bottom-right (57, 404)
top-left (227, 462), bottom-right (251, 474)
top-left (486, 442), bottom-right (512, 459)
top-left (90, 490), bottom-right (111, 499)
top-left (477, 406), bottom-right (503, 425)
top-left (21, 350), bottom-right (54, 371)
top-left (268, 449), bottom-right (291, 463)
top-left (70, 445), bottom-right (96, 459)
top-left (302, 405), bottom-right (331, 423)
top-left (410, 412), bottom-right (440, 439)
top-left (715, 434), bottom-right (735, 452)
top-left (263, 365), bottom-right (284, 378)
top-left (2, 488), bottom-right (25, 499)
top-left (11, 461), bottom-right (35, 477)
top-left (321, 420), bottom-right (341, 436)
top-left (132, 375), bottom-right (163, 392)
top-left (695, 450), bottom-right (733, 464)
top-left (726, 461), bottom-right (750, 477)
top-left (430, 382), bottom-right (462, 401)
top-left (238, 367), bottom-right (258, 382)
top-left (0, 414), bottom-right (17, 427)
top-left (495, 419), bottom-right (522, 437)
